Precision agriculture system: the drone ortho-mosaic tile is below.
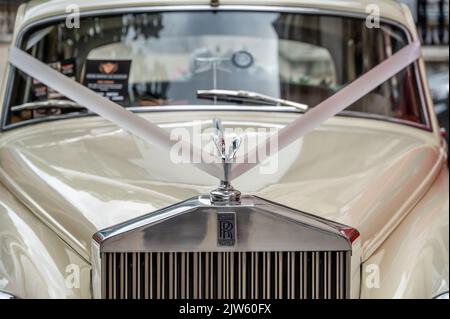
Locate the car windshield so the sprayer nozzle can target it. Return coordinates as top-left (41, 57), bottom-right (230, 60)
top-left (4, 11), bottom-right (426, 127)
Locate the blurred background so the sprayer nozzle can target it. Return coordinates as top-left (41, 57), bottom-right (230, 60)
top-left (0, 0), bottom-right (448, 135)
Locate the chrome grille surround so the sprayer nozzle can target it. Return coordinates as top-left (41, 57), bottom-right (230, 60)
top-left (92, 195), bottom-right (357, 299)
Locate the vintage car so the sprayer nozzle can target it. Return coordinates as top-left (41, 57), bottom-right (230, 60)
top-left (0, 0), bottom-right (448, 299)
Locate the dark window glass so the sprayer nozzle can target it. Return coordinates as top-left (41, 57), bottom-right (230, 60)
top-left (5, 11), bottom-right (426, 127)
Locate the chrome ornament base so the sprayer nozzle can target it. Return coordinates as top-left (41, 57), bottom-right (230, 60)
top-left (210, 180), bottom-right (241, 204)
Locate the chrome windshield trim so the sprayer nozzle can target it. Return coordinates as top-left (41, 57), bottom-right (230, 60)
top-left (129, 105), bottom-right (300, 113)
top-left (1, 5), bottom-right (431, 132)
top-left (0, 105), bottom-right (431, 132)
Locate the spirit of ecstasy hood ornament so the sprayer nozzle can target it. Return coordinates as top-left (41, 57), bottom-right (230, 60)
top-left (210, 118), bottom-right (242, 204)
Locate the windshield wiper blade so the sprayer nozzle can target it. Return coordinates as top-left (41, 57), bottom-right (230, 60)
top-left (197, 89), bottom-right (309, 111)
top-left (11, 99), bottom-right (86, 112)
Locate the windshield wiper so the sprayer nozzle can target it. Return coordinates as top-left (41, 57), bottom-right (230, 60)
top-left (197, 89), bottom-right (309, 111)
top-left (11, 99), bottom-right (86, 112)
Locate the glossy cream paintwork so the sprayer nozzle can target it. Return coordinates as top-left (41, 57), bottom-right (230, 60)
top-left (361, 166), bottom-right (449, 299)
top-left (0, 1), bottom-right (448, 299)
top-left (0, 182), bottom-right (91, 298)
top-left (0, 113), bottom-right (445, 260)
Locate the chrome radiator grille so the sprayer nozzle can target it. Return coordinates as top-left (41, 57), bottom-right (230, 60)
top-left (102, 251), bottom-right (350, 299)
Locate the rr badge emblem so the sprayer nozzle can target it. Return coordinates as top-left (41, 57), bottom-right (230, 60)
top-left (217, 213), bottom-right (236, 246)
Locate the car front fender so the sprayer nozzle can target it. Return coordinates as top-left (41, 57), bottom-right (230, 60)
top-left (0, 182), bottom-right (91, 298)
top-left (361, 164), bottom-right (449, 298)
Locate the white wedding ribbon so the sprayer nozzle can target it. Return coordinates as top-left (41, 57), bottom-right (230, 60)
top-left (230, 40), bottom-right (421, 180)
top-left (8, 46), bottom-right (224, 180)
top-left (8, 41), bottom-right (421, 183)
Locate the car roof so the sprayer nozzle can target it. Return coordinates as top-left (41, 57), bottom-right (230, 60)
top-left (16, 0), bottom-right (415, 34)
